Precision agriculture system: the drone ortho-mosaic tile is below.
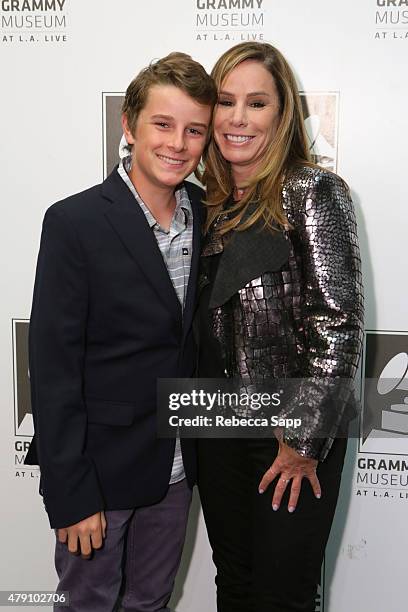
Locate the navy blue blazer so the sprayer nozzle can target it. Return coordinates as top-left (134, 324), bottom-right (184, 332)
top-left (25, 167), bottom-right (205, 528)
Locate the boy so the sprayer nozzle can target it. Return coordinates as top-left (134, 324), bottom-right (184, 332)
top-left (25, 52), bottom-right (216, 611)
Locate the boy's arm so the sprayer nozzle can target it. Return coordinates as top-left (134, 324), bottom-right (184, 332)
top-left (30, 205), bottom-right (104, 532)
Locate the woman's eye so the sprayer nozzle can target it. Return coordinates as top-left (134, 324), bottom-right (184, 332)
top-left (187, 128), bottom-right (202, 136)
top-left (250, 101), bottom-right (266, 108)
top-left (218, 99), bottom-right (233, 106)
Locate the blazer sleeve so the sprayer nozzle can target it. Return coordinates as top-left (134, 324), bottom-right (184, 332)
top-left (281, 170), bottom-right (364, 461)
top-left (29, 205), bottom-right (104, 528)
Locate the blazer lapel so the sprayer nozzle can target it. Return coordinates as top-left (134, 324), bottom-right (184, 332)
top-left (102, 168), bottom-right (182, 323)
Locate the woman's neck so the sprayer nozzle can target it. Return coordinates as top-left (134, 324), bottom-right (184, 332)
top-left (232, 165), bottom-right (253, 201)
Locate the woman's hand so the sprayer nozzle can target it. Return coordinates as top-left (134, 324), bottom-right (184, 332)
top-left (258, 440), bottom-right (321, 512)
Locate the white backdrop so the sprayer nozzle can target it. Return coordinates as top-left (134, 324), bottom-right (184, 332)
top-left (1, 1), bottom-right (407, 610)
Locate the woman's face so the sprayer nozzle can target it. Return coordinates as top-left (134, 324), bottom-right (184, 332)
top-left (214, 59), bottom-right (281, 181)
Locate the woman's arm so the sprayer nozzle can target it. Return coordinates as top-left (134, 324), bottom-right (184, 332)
top-left (281, 168), bottom-right (364, 460)
top-left (258, 169), bottom-right (364, 511)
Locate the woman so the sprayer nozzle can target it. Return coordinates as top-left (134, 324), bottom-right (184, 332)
top-left (196, 42), bottom-right (364, 612)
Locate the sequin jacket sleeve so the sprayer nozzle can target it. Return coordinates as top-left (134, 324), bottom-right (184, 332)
top-left (281, 167), bottom-right (364, 460)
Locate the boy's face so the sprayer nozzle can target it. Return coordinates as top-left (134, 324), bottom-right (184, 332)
top-left (122, 84), bottom-right (211, 190)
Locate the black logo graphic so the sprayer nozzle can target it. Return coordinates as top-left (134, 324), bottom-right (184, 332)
top-left (12, 319), bottom-right (33, 437)
top-left (361, 331), bottom-right (408, 455)
top-left (102, 93), bottom-right (125, 178)
top-left (102, 92), bottom-right (339, 180)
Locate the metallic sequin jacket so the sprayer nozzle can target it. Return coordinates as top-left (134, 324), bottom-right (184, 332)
top-left (200, 166), bottom-right (364, 460)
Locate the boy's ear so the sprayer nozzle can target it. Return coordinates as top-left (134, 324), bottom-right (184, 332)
top-left (121, 113), bottom-right (136, 145)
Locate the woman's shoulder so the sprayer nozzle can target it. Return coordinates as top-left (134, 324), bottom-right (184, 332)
top-left (285, 164), bottom-right (349, 192)
top-left (283, 164), bottom-right (351, 215)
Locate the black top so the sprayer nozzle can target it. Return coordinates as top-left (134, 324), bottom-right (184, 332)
top-left (197, 251), bottom-right (226, 378)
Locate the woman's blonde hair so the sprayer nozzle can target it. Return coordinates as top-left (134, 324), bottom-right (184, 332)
top-left (200, 42), bottom-right (314, 234)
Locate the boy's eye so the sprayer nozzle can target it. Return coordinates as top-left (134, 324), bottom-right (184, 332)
top-left (187, 128), bottom-right (203, 136)
top-left (155, 122), bottom-right (169, 128)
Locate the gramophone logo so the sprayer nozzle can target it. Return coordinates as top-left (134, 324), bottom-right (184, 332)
top-left (102, 91), bottom-right (338, 177)
top-left (300, 92), bottom-right (338, 173)
top-left (12, 319), bottom-right (33, 437)
top-left (360, 331), bottom-right (408, 455)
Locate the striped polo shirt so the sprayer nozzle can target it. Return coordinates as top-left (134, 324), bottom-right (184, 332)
top-left (118, 156), bottom-right (193, 484)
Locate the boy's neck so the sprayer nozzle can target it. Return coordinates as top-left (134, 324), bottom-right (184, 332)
top-left (128, 165), bottom-right (177, 230)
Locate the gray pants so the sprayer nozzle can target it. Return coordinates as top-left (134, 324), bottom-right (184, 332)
top-left (54, 479), bottom-right (192, 612)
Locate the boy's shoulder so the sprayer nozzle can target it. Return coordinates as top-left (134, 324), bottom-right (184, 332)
top-left (47, 182), bottom-right (104, 221)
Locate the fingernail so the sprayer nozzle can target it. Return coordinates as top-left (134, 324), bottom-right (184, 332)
top-left (288, 506), bottom-right (295, 513)
top-left (258, 488), bottom-right (264, 494)
top-left (316, 493), bottom-right (321, 499)
top-left (272, 504), bottom-right (279, 511)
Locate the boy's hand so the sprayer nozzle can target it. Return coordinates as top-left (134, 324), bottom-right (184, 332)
top-left (57, 511), bottom-right (107, 559)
